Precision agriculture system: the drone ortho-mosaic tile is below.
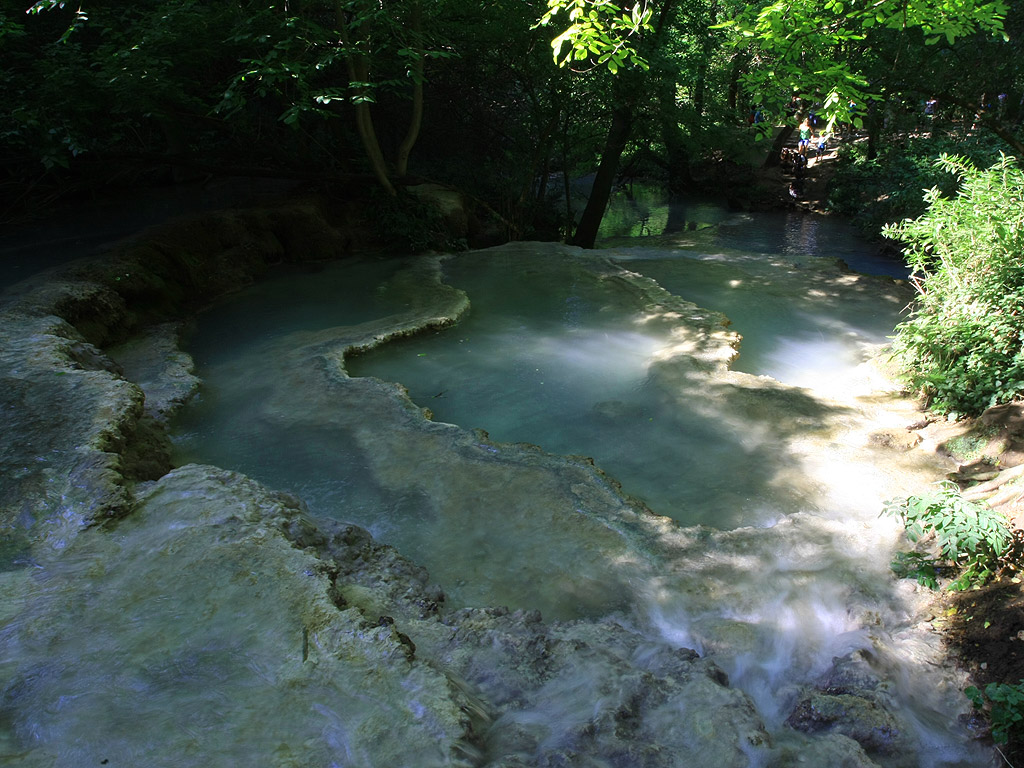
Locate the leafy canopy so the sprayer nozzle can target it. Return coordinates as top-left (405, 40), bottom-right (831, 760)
top-left (535, 0), bottom-right (654, 72)
top-left (535, 0), bottom-right (1009, 126)
top-left (717, 0), bottom-right (1009, 128)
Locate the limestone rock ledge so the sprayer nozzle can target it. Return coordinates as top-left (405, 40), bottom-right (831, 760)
top-left (1, 198), bottom-right (939, 768)
top-left (0, 463), bottom-right (768, 767)
top-left (0, 465), bottom-right (476, 768)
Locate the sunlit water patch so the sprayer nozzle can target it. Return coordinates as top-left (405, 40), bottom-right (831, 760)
top-left (608, 247), bottom-right (909, 389)
top-left (349, 246), bottom-right (908, 524)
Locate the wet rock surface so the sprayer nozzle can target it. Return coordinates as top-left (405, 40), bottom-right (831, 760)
top-left (0, 466), bottom-right (477, 768)
top-left (786, 652), bottom-right (917, 764)
top-left (0, 313), bottom-right (142, 549)
top-left (425, 610), bottom-right (767, 767)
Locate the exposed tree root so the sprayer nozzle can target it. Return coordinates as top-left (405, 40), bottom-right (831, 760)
top-left (962, 464), bottom-right (1024, 503)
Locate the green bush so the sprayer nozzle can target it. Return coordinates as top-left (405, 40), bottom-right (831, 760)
top-left (883, 482), bottom-right (1012, 591)
top-left (966, 681), bottom-right (1024, 745)
top-left (883, 154), bottom-right (1024, 415)
top-left (826, 135), bottom-right (996, 237)
top-left (370, 189), bottom-right (469, 253)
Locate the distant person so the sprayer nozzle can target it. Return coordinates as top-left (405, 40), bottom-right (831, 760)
top-left (815, 133), bottom-right (827, 160)
top-left (794, 153), bottom-right (807, 179)
top-left (798, 118), bottom-right (812, 155)
top-left (780, 147), bottom-right (793, 172)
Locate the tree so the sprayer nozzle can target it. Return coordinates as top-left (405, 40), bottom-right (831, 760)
top-left (532, 0), bottom-right (1011, 248)
top-left (220, 0), bottom-right (442, 195)
top-left (15, 0), bottom-right (446, 195)
top-left (716, 0), bottom-right (1010, 130)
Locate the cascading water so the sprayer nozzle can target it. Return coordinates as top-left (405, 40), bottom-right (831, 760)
top-left (167, 196), bottom-right (996, 767)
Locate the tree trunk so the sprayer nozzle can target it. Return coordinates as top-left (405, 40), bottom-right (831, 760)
top-left (659, 78), bottom-right (692, 191)
top-left (336, 1), bottom-right (396, 195)
top-left (866, 101), bottom-right (881, 161)
top-left (727, 52), bottom-right (746, 113)
top-left (394, 0), bottom-right (423, 178)
top-left (762, 125), bottom-right (793, 168)
top-left (692, 1), bottom-right (718, 127)
top-left (568, 101), bottom-right (633, 249)
top-left (568, 0), bottom-right (677, 247)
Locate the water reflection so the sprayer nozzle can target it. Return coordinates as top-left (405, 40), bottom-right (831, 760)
top-left (599, 185), bottom-right (909, 278)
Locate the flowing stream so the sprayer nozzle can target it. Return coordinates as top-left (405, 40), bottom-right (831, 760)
top-left (169, 194), bottom-right (995, 766)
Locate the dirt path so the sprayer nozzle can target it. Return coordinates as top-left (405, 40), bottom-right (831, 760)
top-left (765, 135), bottom-right (844, 214)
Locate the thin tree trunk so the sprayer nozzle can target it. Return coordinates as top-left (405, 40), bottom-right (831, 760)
top-left (568, 102), bottom-right (633, 249)
top-left (560, 113), bottom-right (574, 239)
top-left (727, 52), bottom-right (746, 112)
top-left (692, 1), bottom-right (718, 127)
top-left (866, 101), bottom-right (881, 161)
top-left (394, 0), bottom-right (423, 178)
top-left (659, 78), bottom-right (692, 191)
top-left (336, 1), bottom-right (396, 195)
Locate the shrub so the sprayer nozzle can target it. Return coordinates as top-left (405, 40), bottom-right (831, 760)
top-left (883, 482), bottom-right (1012, 591)
top-left (370, 188), bottom-right (469, 253)
top-left (826, 135), bottom-right (996, 237)
top-left (883, 154), bottom-right (1024, 415)
top-left (966, 681), bottom-right (1024, 745)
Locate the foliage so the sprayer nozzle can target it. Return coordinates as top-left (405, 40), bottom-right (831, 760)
top-left (883, 155), bottom-right (1024, 415)
top-left (883, 482), bottom-right (1012, 590)
top-left (966, 680), bottom-right (1024, 744)
top-left (826, 134), bottom-right (998, 236)
top-left (220, 1), bottom-right (452, 127)
top-left (370, 190), bottom-right (468, 252)
top-left (3, 0), bottom-right (265, 175)
top-left (4, 0), bottom-right (1020, 241)
top-left (536, 0), bottom-right (654, 72)
top-left (715, 0), bottom-right (1009, 129)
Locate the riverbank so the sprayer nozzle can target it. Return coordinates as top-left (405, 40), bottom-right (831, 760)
top-left (906, 406), bottom-right (1024, 764)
